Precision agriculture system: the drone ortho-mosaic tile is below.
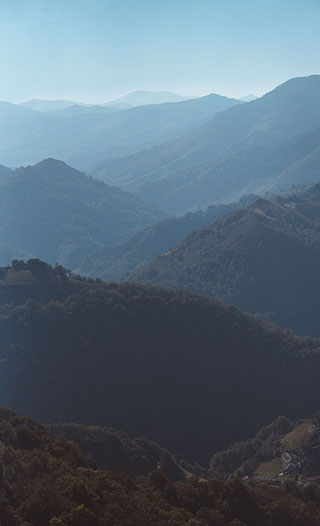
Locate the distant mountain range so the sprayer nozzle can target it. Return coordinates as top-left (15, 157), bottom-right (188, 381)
top-left (94, 75), bottom-right (320, 214)
top-left (1, 260), bottom-right (320, 464)
top-left (103, 89), bottom-right (193, 107)
top-left (20, 98), bottom-right (87, 112)
top-left (0, 93), bottom-right (240, 169)
top-left (49, 103), bottom-right (119, 116)
top-left (78, 194), bottom-right (258, 281)
top-left (21, 91), bottom-right (193, 113)
top-left (129, 183), bottom-right (320, 337)
top-left (0, 158), bottom-right (163, 269)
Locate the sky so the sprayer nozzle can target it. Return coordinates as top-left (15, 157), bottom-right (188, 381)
top-left (0, 0), bottom-right (319, 103)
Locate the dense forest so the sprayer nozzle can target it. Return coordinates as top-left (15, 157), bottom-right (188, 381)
top-left (47, 422), bottom-right (185, 481)
top-left (2, 405), bottom-right (320, 526)
top-left (78, 194), bottom-right (258, 281)
top-left (130, 183), bottom-right (320, 336)
top-left (1, 260), bottom-right (320, 464)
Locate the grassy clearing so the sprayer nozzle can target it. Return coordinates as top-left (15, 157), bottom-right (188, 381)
top-left (255, 458), bottom-right (282, 478)
top-left (281, 421), bottom-right (315, 450)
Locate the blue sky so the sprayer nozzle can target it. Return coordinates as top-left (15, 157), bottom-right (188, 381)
top-left (1, 0), bottom-right (319, 103)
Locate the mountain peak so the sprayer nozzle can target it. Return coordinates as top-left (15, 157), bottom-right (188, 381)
top-left (104, 90), bottom-right (193, 107)
top-left (20, 158), bottom-right (82, 181)
top-left (33, 157), bottom-right (71, 169)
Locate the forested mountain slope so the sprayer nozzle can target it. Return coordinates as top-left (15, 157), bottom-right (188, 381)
top-left (47, 422), bottom-right (185, 480)
top-left (209, 413), bottom-right (320, 483)
top-left (1, 261), bottom-right (320, 464)
top-left (78, 194), bottom-right (258, 281)
top-left (130, 184), bottom-right (320, 337)
top-left (2, 406), bottom-right (320, 526)
top-left (133, 124), bottom-right (320, 213)
top-left (0, 158), bottom-right (163, 269)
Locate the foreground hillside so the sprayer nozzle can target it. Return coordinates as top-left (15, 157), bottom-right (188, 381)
top-left (78, 194), bottom-right (257, 281)
top-left (2, 406), bottom-right (320, 526)
top-left (94, 75), bottom-right (320, 213)
top-left (131, 184), bottom-right (320, 337)
top-left (1, 261), bottom-right (320, 463)
top-left (47, 422), bottom-right (185, 480)
top-left (0, 158), bottom-right (163, 269)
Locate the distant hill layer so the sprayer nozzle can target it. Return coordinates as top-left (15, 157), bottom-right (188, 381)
top-left (1, 261), bottom-right (320, 463)
top-left (78, 194), bottom-right (258, 281)
top-left (94, 75), bottom-right (320, 214)
top-left (130, 183), bottom-right (320, 337)
top-left (103, 89), bottom-right (193, 106)
top-left (0, 93), bottom-right (240, 170)
top-left (131, 124), bottom-right (320, 214)
top-left (20, 98), bottom-right (84, 111)
top-left (0, 158), bottom-right (163, 269)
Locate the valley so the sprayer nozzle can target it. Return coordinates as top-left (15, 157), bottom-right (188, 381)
top-left (1, 13), bottom-right (320, 519)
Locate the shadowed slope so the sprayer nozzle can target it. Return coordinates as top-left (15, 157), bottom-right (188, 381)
top-left (1, 261), bottom-right (320, 463)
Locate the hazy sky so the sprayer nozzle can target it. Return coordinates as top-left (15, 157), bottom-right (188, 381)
top-left (1, 0), bottom-right (319, 103)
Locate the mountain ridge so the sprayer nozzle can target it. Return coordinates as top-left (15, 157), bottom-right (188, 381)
top-left (103, 89), bottom-right (193, 106)
top-left (93, 75), bottom-right (320, 213)
top-left (0, 92), bottom-right (241, 169)
top-left (77, 194), bottom-right (258, 281)
top-left (129, 183), bottom-right (320, 336)
top-left (0, 158), bottom-right (164, 269)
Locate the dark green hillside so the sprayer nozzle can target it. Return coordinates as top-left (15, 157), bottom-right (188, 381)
top-left (2, 406), bottom-right (320, 526)
top-left (47, 422), bottom-right (184, 480)
top-left (1, 261), bottom-right (320, 464)
top-left (0, 259), bottom-right (99, 306)
top-left (78, 194), bottom-right (258, 281)
top-left (94, 75), bottom-right (320, 214)
top-left (0, 158), bottom-right (163, 269)
top-left (131, 184), bottom-right (320, 336)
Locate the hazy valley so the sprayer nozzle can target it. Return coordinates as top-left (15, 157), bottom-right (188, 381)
top-left (1, 10), bottom-right (320, 519)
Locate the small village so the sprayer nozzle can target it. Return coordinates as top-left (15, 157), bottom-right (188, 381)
top-left (242, 420), bottom-right (320, 488)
